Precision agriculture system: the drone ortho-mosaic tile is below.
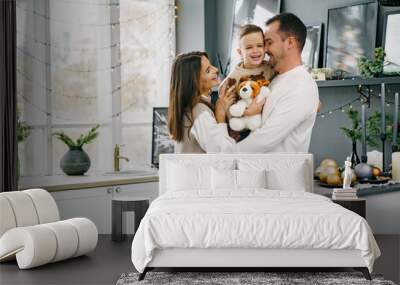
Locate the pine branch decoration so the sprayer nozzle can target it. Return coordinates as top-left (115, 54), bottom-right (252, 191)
top-left (53, 125), bottom-right (100, 148)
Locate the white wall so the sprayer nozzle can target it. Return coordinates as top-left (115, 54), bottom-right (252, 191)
top-left (366, 191), bottom-right (400, 234)
top-left (176, 0), bottom-right (205, 54)
top-left (215, 0), bottom-right (234, 70)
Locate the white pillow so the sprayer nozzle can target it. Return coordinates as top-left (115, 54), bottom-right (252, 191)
top-left (167, 162), bottom-right (210, 191)
top-left (211, 168), bottom-right (267, 191)
top-left (237, 169), bottom-right (267, 189)
top-left (266, 162), bottom-right (306, 191)
top-left (211, 168), bottom-right (236, 191)
top-left (167, 159), bottom-right (236, 192)
top-left (237, 159), bottom-right (307, 191)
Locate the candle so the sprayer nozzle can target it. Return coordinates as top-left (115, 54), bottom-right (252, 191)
top-left (381, 83), bottom-right (386, 132)
top-left (393, 92), bottom-right (399, 146)
top-left (367, 150), bottom-right (383, 170)
top-left (361, 104), bottom-right (367, 157)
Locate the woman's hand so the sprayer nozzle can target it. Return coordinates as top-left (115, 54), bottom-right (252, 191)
top-left (215, 82), bottom-right (236, 123)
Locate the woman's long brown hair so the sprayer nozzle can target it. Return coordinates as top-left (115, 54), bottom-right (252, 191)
top-left (168, 51), bottom-right (208, 142)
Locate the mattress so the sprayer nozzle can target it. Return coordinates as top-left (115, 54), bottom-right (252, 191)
top-left (131, 190), bottom-right (380, 273)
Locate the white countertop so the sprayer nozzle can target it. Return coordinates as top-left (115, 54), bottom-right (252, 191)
top-left (19, 171), bottom-right (159, 192)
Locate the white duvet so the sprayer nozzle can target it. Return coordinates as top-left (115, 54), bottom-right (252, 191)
top-left (131, 190), bottom-right (380, 273)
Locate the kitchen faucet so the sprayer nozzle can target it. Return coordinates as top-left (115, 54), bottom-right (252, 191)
top-left (114, 144), bottom-right (129, 172)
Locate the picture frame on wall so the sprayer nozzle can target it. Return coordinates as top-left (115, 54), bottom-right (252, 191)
top-left (302, 23), bottom-right (323, 69)
top-left (382, 9), bottom-right (400, 75)
top-left (228, 0), bottom-right (281, 70)
top-left (151, 107), bottom-right (174, 168)
top-left (324, 1), bottom-right (378, 77)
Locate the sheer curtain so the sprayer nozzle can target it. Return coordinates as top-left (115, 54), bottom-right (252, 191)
top-left (16, 0), bottom-right (175, 178)
top-left (119, 0), bottom-right (175, 169)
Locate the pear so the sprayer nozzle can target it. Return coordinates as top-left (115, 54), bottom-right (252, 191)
top-left (371, 167), bottom-right (381, 177)
top-left (319, 166), bottom-right (339, 183)
top-left (320, 158), bottom-right (338, 168)
top-left (327, 173), bottom-right (342, 186)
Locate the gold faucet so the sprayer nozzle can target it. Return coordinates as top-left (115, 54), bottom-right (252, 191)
top-left (114, 144), bottom-right (130, 172)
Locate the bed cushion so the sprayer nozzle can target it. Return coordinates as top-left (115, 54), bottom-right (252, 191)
top-left (211, 168), bottom-right (267, 192)
top-left (211, 168), bottom-right (236, 190)
top-left (237, 169), bottom-right (267, 189)
top-left (266, 162), bottom-right (306, 191)
top-left (166, 159), bottom-right (235, 192)
top-left (237, 158), bottom-right (306, 191)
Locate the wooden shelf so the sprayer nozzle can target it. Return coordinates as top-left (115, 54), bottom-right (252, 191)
top-left (316, 76), bottom-right (400, 88)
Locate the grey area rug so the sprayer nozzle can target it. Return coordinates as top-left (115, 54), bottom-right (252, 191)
top-left (116, 272), bottom-right (396, 285)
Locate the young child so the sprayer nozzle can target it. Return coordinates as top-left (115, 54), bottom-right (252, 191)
top-left (220, 24), bottom-right (275, 141)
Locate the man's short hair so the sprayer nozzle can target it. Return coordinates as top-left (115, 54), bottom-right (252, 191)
top-left (239, 24), bottom-right (264, 40)
top-left (266, 13), bottom-right (306, 51)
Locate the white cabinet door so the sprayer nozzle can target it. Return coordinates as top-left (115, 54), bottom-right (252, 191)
top-left (114, 182), bottom-right (159, 202)
top-left (51, 186), bottom-right (113, 234)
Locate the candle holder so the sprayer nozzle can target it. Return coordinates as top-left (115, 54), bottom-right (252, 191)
top-left (355, 104), bottom-right (373, 181)
top-left (380, 83), bottom-right (388, 175)
top-left (392, 92), bottom-right (400, 181)
top-left (392, 92), bottom-right (399, 153)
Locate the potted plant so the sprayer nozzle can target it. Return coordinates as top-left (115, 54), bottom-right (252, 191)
top-left (341, 109), bottom-right (399, 167)
top-left (53, 125), bottom-right (100, 175)
top-left (340, 110), bottom-right (361, 167)
top-left (357, 47), bottom-right (385, 78)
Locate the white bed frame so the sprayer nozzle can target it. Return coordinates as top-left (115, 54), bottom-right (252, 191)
top-left (140, 154), bottom-right (370, 280)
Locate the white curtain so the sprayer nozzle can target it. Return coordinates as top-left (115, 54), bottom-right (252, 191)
top-left (17, 0), bottom-right (175, 176)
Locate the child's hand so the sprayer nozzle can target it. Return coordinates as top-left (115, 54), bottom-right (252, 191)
top-left (244, 97), bottom-right (266, 116)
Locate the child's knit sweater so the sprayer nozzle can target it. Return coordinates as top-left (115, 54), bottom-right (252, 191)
top-left (221, 61), bottom-right (275, 90)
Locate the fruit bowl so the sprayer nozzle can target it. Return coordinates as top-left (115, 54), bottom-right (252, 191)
top-left (316, 180), bottom-right (357, 188)
top-left (357, 176), bottom-right (391, 184)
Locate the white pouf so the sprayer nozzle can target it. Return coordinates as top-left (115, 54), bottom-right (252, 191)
top-left (0, 189), bottom-right (98, 269)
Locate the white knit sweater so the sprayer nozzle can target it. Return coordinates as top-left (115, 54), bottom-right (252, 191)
top-left (234, 65), bottom-right (319, 153)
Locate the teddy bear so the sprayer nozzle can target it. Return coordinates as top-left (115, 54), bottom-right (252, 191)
top-left (229, 78), bottom-right (271, 132)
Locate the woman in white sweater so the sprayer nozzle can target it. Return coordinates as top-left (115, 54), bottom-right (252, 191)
top-left (168, 52), bottom-right (236, 153)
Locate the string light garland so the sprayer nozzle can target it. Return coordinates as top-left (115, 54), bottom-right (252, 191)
top-left (49, 0), bottom-right (121, 7)
top-left (18, 89), bottom-right (152, 125)
top-left (357, 84), bottom-right (399, 105)
top-left (318, 97), bottom-right (360, 118)
top-left (16, 0), bottom-right (175, 123)
top-left (16, 3), bottom-right (173, 27)
top-left (17, 50), bottom-right (171, 100)
top-left (17, 29), bottom-right (120, 52)
top-left (16, 30), bottom-right (172, 73)
top-left (317, 87), bottom-right (400, 119)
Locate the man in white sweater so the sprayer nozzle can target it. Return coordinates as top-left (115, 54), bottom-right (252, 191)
top-left (234, 13), bottom-right (319, 153)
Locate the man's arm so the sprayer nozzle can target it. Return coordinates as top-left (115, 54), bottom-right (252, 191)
top-left (235, 89), bottom-right (317, 153)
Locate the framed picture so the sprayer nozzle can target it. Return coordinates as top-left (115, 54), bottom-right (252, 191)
top-left (302, 23), bottom-right (323, 69)
top-left (382, 9), bottom-right (400, 75)
top-left (324, 1), bottom-right (378, 77)
top-left (151, 107), bottom-right (174, 168)
top-left (228, 0), bottom-right (281, 69)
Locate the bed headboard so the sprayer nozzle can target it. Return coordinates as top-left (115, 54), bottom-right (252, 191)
top-left (159, 153), bottom-right (314, 195)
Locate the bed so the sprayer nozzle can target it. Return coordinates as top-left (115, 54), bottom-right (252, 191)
top-left (131, 153), bottom-right (380, 280)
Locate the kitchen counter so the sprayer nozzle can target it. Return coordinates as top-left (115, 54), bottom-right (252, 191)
top-left (19, 171), bottom-right (159, 192)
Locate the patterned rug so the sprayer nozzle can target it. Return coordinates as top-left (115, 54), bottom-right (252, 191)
top-left (116, 271), bottom-right (396, 285)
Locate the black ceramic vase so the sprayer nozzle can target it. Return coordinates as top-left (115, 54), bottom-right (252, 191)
top-left (60, 146), bottom-right (90, 175)
top-left (351, 141), bottom-right (360, 167)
